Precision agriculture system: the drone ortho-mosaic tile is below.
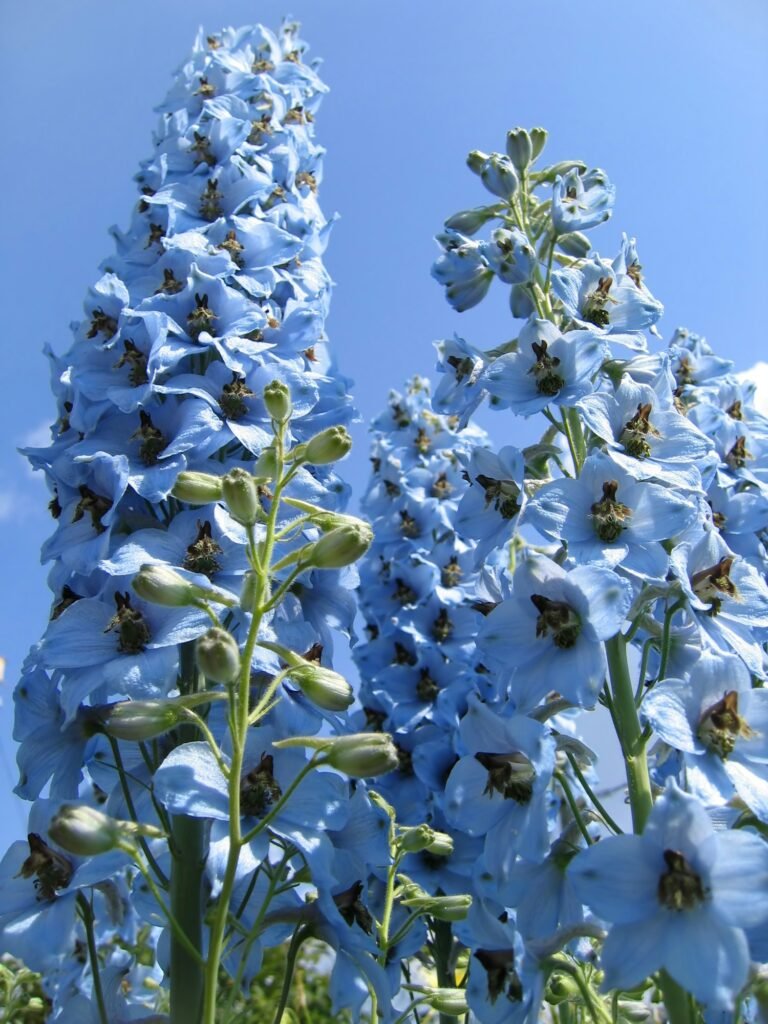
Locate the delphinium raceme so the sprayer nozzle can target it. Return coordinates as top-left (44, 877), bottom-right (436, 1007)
top-left (363, 130), bottom-right (768, 1023)
top-left (3, 22), bottom-right (402, 1024)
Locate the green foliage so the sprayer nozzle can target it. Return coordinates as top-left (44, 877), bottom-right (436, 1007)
top-left (0, 956), bottom-right (48, 1024)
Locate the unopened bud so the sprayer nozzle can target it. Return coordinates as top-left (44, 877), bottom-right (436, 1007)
top-left (480, 154), bottom-right (519, 199)
top-left (444, 205), bottom-right (501, 236)
top-left (253, 446), bottom-right (278, 480)
top-left (222, 468), bottom-right (261, 526)
top-left (303, 523), bottom-right (372, 569)
top-left (557, 231), bottom-right (591, 258)
top-left (467, 149), bottom-right (491, 174)
top-left (398, 824), bottom-right (437, 854)
top-left (425, 831), bottom-right (454, 857)
top-left (301, 426), bottom-right (353, 466)
top-left (534, 159), bottom-right (587, 184)
top-left (131, 564), bottom-right (197, 608)
top-left (546, 973), bottom-right (583, 1005)
top-left (400, 891), bottom-right (472, 921)
top-left (530, 127), bottom-right (548, 161)
top-left (48, 805), bottom-right (122, 856)
top-left (322, 733), bottom-right (399, 777)
top-left (196, 627), bottom-right (241, 683)
top-left (506, 128), bottom-right (533, 172)
top-left (172, 471), bottom-right (223, 504)
top-left (426, 990), bottom-right (469, 1016)
top-left (91, 699), bottom-right (183, 741)
top-left (240, 570), bottom-right (259, 611)
top-left (287, 663), bottom-right (354, 711)
top-left (263, 380), bottom-right (292, 424)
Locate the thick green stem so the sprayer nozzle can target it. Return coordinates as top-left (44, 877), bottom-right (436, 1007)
top-left (169, 642), bottom-right (206, 1024)
top-left (605, 635), bottom-right (653, 833)
top-left (658, 970), bottom-right (697, 1024)
top-left (432, 919), bottom-right (456, 1024)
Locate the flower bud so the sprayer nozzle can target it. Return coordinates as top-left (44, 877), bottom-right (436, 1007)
top-left (400, 891), bottom-right (472, 921)
top-left (425, 831), bottom-right (454, 857)
top-left (466, 149), bottom-right (491, 174)
top-left (546, 973), bottom-right (583, 1005)
top-left (91, 699), bottom-right (183, 741)
top-left (221, 468), bottom-right (261, 526)
top-left (426, 990), bottom-right (469, 1016)
top-left (303, 523), bottom-right (372, 569)
top-left (132, 564), bottom-right (199, 607)
top-left (397, 825), bottom-right (438, 854)
top-left (263, 380), bottom-right (292, 424)
top-left (444, 205), bottom-right (501, 236)
top-left (506, 128), bottom-right (533, 172)
top-left (172, 471), bottom-right (223, 504)
top-left (253, 446), bottom-right (278, 480)
top-left (48, 805), bottom-right (122, 856)
top-left (240, 570), bottom-right (259, 611)
top-left (321, 733), bottom-right (399, 777)
top-left (301, 426), bottom-right (353, 465)
top-left (530, 126), bottom-right (548, 161)
top-left (196, 627), bottom-right (241, 683)
top-left (533, 159), bottom-right (587, 184)
top-left (480, 154), bottom-right (519, 199)
top-left (287, 663), bottom-right (354, 711)
top-left (557, 231), bottom-right (591, 258)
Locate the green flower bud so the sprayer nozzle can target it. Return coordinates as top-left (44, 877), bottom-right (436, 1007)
top-left (533, 159), bottom-right (587, 184)
top-left (240, 570), bottom-right (259, 611)
top-left (131, 564), bottom-right (200, 607)
top-left (172, 471), bottom-right (224, 504)
top-left (321, 733), bottom-right (399, 777)
top-left (301, 425), bottom-right (353, 466)
top-left (263, 380), bottom-right (292, 424)
top-left (398, 824), bottom-right (437, 853)
top-left (506, 128), bottom-right (533, 172)
top-left (400, 891), bottom-right (472, 922)
top-left (546, 973), bottom-right (583, 1005)
top-left (196, 627), bottom-right (241, 683)
top-left (287, 663), bottom-right (354, 711)
top-left (530, 127), bottom-right (548, 161)
top-left (466, 149), bottom-right (491, 174)
top-left (221, 468), bottom-right (261, 526)
top-left (425, 830), bottom-right (454, 857)
top-left (444, 204), bottom-right (502, 236)
top-left (557, 231), bottom-right (591, 258)
top-left (253, 446), bottom-right (278, 480)
top-left (91, 699), bottom-right (183, 741)
top-left (426, 990), bottom-right (469, 1016)
top-left (303, 523), bottom-right (372, 569)
top-left (48, 805), bottom-right (122, 856)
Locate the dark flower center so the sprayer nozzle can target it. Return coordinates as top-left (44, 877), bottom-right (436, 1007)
top-left (333, 881), bottom-right (374, 934)
top-left (476, 473), bottom-right (521, 520)
top-left (240, 753), bottom-right (282, 818)
top-left (105, 592), bottom-right (151, 654)
top-left (691, 556), bottom-right (738, 617)
top-left (114, 339), bottom-right (149, 386)
top-left (529, 339), bottom-right (564, 397)
top-left (73, 485), bottom-right (112, 534)
top-left (187, 292), bottom-right (218, 339)
top-left (87, 307), bottom-right (118, 341)
top-left (475, 751), bottom-right (535, 804)
top-left (184, 520), bottom-right (223, 577)
top-left (19, 833), bottom-right (74, 903)
top-left (132, 410), bottom-right (166, 466)
top-left (474, 949), bottom-right (523, 1005)
top-left (199, 179), bottom-right (223, 221)
top-left (620, 402), bottom-right (660, 459)
top-left (217, 229), bottom-right (245, 268)
top-left (416, 668), bottom-right (440, 702)
top-left (219, 373), bottom-right (254, 421)
top-left (582, 276), bottom-right (612, 327)
top-left (591, 479), bottom-right (632, 542)
top-left (658, 849), bottom-right (707, 911)
top-left (531, 594), bottom-right (581, 648)
top-left (697, 690), bottom-right (754, 758)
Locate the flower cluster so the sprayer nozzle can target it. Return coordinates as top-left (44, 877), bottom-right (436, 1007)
top-left (356, 129), bottom-right (768, 1021)
top-left (5, 22), bottom-right (392, 1022)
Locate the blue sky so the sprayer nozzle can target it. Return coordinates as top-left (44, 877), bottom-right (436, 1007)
top-left (0, 0), bottom-right (766, 836)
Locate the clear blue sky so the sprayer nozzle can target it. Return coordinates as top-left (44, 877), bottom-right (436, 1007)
top-left (0, 0), bottom-right (766, 837)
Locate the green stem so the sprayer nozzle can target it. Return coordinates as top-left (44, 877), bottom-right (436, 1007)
top-left (565, 752), bottom-right (623, 835)
top-left (605, 634), bottom-right (653, 833)
top-left (432, 919), bottom-right (456, 1024)
top-left (658, 970), bottom-right (697, 1024)
top-left (77, 893), bottom-right (108, 1024)
top-left (169, 642), bottom-right (206, 1024)
top-left (202, 424), bottom-right (288, 1024)
top-left (271, 926), bottom-right (308, 1024)
top-left (555, 771), bottom-right (594, 845)
top-left (107, 737), bottom-right (168, 887)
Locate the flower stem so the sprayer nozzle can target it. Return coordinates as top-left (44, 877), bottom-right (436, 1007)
top-left (76, 892), bottom-right (108, 1024)
top-left (605, 634), bottom-right (653, 833)
top-left (169, 641), bottom-right (206, 1024)
top-left (658, 970), bottom-right (697, 1024)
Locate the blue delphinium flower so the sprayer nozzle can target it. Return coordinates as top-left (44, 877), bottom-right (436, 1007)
top-left (569, 781), bottom-right (768, 1012)
top-left (552, 167), bottom-right (615, 233)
